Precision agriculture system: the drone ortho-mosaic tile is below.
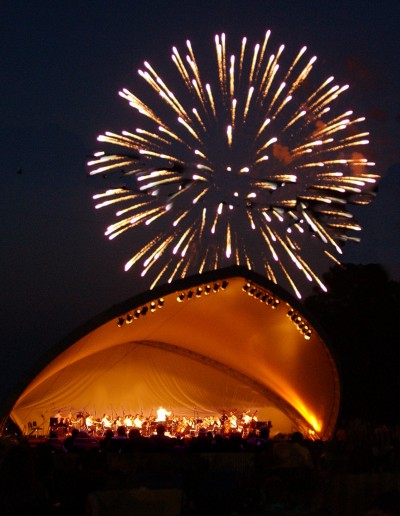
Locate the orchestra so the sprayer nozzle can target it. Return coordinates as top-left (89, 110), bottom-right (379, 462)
top-left (46, 407), bottom-right (263, 439)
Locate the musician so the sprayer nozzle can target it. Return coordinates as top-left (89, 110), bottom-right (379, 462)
top-left (71, 413), bottom-right (84, 430)
top-left (242, 413), bottom-right (252, 426)
top-left (239, 412), bottom-right (252, 437)
top-left (85, 414), bottom-right (94, 433)
top-left (250, 411), bottom-right (258, 429)
top-left (220, 411), bottom-right (228, 424)
top-left (114, 416), bottom-right (123, 428)
top-left (124, 414), bottom-right (133, 428)
top-left (156, 406), bottom-right (171, 422)
top-left (133, 414), bottom-right (144, 428)
top-left (54, 409), bottom-right (63, 425)
top-left (186, 416), bottom-right (195, 428)
top-left (213, 415), bottom-right (221, 428)
top-left (176, 416), bottom-right (193, 436)
top-left (102, 414), bottom-right (112, 429)
top-left (229, 412), bottom-right (238, 430)
top-left (63, 411), bottom-right (72, 431)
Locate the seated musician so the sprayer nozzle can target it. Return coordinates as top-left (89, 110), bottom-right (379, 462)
top-left (250, 412), bottom-right (258, 429)
top-left (242, 412), bottom-right (252, 426)
top-left (102, 414), bottom-right (112, 429)
top-left (213, 415), bottom-right (221, 428)
top-left (133, 414), bottom-right (144, 428)
top-left (54, 409), bottom-right (63, 425)
top-left (124, 414), bottom-right (133, 428)
top-left (229, 412), bottom-right (238, 429)
top-left (114, 416), bottom-right (123, 428)
top-left (64, 412), bottom-right (73, 429)
top-left (85, 414), bottom-right (94, 433)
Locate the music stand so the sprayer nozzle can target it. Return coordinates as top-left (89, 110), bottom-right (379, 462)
top-left (27, 421), bottom-right (42, 438)
top-left (49, 417), bottom-right (58, 436)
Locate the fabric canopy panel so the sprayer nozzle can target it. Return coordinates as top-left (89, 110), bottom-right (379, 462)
top-left (10, 269), bottom-right (340, 439)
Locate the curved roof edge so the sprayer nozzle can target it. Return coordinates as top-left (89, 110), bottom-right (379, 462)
top-left (1, 265), bottom-right (341, 436)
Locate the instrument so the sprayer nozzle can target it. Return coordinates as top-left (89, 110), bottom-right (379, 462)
top-left (176, 423), bottom-right (191, 435)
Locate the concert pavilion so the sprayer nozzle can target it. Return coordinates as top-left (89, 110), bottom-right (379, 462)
top-left (6, 266), bottom-right (340, 440)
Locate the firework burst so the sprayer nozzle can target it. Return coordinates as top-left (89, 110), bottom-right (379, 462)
top-left (88, 31), bottom-right (379, 298)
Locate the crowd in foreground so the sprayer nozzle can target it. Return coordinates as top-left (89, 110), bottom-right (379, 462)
top-left (2, 418), bottom-right (400, 473)
top-left (1, 419), bottom-right (400, 515)
top-left (56, 423), bottom-right (292, 455)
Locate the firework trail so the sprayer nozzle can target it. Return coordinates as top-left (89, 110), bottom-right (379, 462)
top-left (88, 31), bottom-right (379, 298)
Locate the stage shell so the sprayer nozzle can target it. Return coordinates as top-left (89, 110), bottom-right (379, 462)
top-left (7, 266), bottom-right (340, 439)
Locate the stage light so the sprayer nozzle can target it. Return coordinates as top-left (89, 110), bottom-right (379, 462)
top-left (287, 308), bottom-right (312, 337)
top-left (158, 298), bottom-right (164, 308)
top-left (204, 284), bottom-right (211, 295)
top-left (134, 309), bottom-right (141, 319)
top-left (187, 290), bottom-right (194, 299)
top-left (242, 282), bottom-right (251, 292)
top-left (150, 302), bottom-right (156, 312)
top-left (196, 287), bottom-right (202, 297)
top-left (126, 314), bottom-right (133, 324)
top-left (213, 283), bottom-right (219, 292)
top-left (117, 317), bottom-right (124, 327)
top-left (177, 293), bottom-right (185, 302)
top-left (141, 306), bottom-right (148, 316)
top-left (221, 280), bottom-right (229, 290)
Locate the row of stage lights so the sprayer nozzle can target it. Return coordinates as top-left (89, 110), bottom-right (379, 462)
top-left (116, 281), bottom-right (310, 339)
top-left (242, 282), bottom-right (280, 309)
top-left (287, 309), bottom-right (313, 340)
top-left (117, 280), bottom-right (229, 325)
top-left (117, 298), bottom-right (165, 327)
top-left (243, 281), bottom-right (312, 339)
top-left (176, 280), bottom-right (229, 302)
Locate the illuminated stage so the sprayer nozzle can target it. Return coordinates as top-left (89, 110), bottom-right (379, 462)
top-left (7, 266), bottom-right (340, 440)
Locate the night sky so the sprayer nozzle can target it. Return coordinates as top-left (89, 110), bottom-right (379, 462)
top-left (1, 1), bottom-right (400, 405)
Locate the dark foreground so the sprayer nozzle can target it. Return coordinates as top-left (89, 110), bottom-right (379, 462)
top-left (1, 427), bottom-right (400, 515)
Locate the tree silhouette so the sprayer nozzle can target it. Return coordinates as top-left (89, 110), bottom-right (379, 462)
top-left (305, 264), bottom-right (400, 423)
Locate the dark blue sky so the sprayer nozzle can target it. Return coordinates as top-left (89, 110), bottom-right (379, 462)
top-left (1, 1), bottom-right (400, 401)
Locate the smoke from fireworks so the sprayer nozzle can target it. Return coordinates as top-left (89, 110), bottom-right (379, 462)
top-left (88, 31), bottom-right (379, 298)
